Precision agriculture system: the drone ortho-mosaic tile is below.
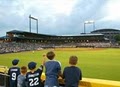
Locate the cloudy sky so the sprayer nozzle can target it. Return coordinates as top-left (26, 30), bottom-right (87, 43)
top-left (0, 0), bottom-right (120, 36)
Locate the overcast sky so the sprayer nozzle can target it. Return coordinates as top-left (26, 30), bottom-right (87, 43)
top-left (0, 0), bottom-right (120, 36)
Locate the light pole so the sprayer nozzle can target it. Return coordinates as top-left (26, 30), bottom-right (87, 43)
top-left (84, 20), bottom-right (95, 34)
top-left (29, 15), bottom-right (38, 34)
top-left (84, 22), bottom-right (86, 34)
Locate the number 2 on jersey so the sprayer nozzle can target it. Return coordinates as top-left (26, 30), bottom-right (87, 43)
top-left (29, 77), bottom-right (39, 86)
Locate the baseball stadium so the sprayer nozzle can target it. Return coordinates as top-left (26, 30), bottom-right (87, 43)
top-left (1, 0), bottom-right (120, 87)
top-left (0, 27), bottom-right (120, 87)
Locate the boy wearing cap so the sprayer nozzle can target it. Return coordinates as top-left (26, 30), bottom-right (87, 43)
top-left (63, 56), bottom-right (82, 87)
top-left (44, 51), bottom-right (62, 87)
top-left (8, 59), bottom-right (20, 87)
top-left (17, 66), bottom-right (27, 87)
top-left (26, 56), bottom-right (45, 87)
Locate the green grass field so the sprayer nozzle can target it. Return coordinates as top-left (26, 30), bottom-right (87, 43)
top-left (0, 48), bottom-right (120, 81)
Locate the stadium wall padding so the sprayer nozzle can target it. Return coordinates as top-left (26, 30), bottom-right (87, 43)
top-left (1, 68), bottom-right (120, 87)
top-left (79, 78), bottom-right (120, 87)
top-left (42, 73), bottom-right (120, 87)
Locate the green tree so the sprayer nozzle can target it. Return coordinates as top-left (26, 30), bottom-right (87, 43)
top-left (114, 34), bottom-right (120, 41)
top-left (114, 34), bottom-right (120, 44)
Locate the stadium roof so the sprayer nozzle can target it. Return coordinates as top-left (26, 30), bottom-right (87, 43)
top-left (7, 30), bottom-right (55, 37)
top-left (7, 30), bottom-right (103, 37)
top-left (0, 36), bottom-right (9, 39)
top-left (91, 28), bottom-right (120, 33)
top-left (61, 33), bottom-right (103, 37)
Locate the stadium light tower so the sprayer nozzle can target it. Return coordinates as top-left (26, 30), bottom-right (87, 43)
top-left (84, 20), bottom-right (95, 34)
top-left (29, 15), bottom-right (38, 33)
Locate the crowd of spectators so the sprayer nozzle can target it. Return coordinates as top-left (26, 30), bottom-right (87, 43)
top-left (0, 42), bottom-right (43, 54)
top-left (76, 42), bottom-right (112, 48)
top-left (0, 42), bottom-right (119, 54)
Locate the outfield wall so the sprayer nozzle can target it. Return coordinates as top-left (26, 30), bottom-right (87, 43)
top-left (42, 73), bottom-right (120, 87)
top-left (79, 78), bottom-right (120, 87)
top-left (58, 77), bottom-right (120, 87)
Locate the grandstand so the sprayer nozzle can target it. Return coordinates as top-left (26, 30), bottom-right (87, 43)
top-left (0, 29), bottom-right (110, 53)
top-left (0, 29), bottom-right (120, 54)
top-left (91, 29), bottom-right (120, 42)
top-left (1, 29), bottom-right (119, 54)
top-left (5, 30), bottom-right (105, 43)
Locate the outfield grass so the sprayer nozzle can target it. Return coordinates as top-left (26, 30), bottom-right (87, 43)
top-left (0, 48), bottom-right (120, 81)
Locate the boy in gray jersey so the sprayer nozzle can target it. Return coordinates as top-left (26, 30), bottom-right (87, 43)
top-left (17, 66), bottom-right (27, 87)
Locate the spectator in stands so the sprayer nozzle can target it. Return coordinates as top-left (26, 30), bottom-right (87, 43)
top-left (8, 59), bottom-right (20, 87)
top-left (26, 56), bottom-right (45, 87)
top-left (44, 51), bottom-right (62, 87)
top-left (63, 56), bottom-right (82, 87)
top-left (17, 66), bottom-right (27, 87)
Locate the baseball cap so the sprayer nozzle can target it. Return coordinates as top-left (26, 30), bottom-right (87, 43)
top-left (12, 59), bottom-right (19, 65)
top-left (28, 62), bottom-right (37, 70)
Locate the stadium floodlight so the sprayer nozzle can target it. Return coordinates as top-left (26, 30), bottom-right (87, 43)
top-left (29, 15), bottom-right (38, 34)
top-left (84, 20), bottom-right (95, 34)
top-left (84, 20), bottom-right (94, 24)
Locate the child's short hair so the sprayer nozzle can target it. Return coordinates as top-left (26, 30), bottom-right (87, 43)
top-left (21, 66), bottom-right (27, 74)
top-left (69, 56), bottom-right (78, 65)
top-left (46, 51), bottom-right (55, 60)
